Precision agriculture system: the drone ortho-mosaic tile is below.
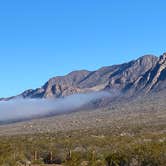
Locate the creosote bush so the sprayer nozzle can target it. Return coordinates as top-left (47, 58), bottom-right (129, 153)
top-left (0, 125), bottom-right (165, 166)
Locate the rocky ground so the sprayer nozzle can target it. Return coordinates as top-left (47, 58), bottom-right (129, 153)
top-left (0, 94), bottom-right (165, 166)
top-left (0, 93), bottom-right (165, 137)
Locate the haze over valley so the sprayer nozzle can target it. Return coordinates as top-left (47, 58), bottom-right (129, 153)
top-left (0, 0), bottom-right (166, 165)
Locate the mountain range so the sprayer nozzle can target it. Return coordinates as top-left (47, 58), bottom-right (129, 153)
top-left (0, 53), bottom-right (166, 101)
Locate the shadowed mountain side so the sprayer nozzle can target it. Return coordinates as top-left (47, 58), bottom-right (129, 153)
top-left (0, 53), bottom-right (165, 102)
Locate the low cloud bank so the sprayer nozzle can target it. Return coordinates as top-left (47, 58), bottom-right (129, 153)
top-left (0, 91), bottom-right (111, 122)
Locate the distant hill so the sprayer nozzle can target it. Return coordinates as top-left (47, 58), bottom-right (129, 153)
top-left (1, 53), bottom-right (166, 101)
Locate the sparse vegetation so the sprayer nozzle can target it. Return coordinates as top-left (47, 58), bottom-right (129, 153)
top-left (0, 95), bottom-right (165, 165)
top-left (0, 122), bottom-right (165, 166)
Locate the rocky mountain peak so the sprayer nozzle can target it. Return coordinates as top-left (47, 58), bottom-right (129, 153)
top-left (159, 53), bottom-right (166, 65)
top-left (0, 53), bottom-right (165, 101)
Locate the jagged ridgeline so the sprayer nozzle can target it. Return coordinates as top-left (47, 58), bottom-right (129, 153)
top-left (1, 53), bottom-right (165, 101)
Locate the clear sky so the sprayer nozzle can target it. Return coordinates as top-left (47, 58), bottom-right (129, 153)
top-left (0, 0), bottom-right (166, 97)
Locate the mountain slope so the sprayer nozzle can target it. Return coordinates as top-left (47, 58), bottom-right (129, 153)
top-left (1, 53), bottom-right (166, 101)
top-left (122, 53), bottom-right (166, 95)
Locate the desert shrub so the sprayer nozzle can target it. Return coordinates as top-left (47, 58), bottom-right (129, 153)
top-left (105, 151), bottom-right (129, 166)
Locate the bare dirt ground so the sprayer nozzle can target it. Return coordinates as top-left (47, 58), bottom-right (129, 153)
top-left (0, 95), bottom-right (165, 166)
top-left (0, 96), bottom-right (165, 136)
top-left (0, 93), bottom-right (165, 136)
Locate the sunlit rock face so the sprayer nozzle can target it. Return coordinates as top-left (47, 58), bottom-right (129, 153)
top-left (1, 53), bottom-right (166, 101)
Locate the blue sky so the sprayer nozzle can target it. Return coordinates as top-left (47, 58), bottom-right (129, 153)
top-left (0, 0), bottom-right (166, 97)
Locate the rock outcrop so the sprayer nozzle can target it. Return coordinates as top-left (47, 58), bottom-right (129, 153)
top-left (1, 53), bottom-right (166, 101)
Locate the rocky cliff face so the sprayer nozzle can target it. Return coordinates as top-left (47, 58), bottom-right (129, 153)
top-left (1, 53), bottom-right (166, 101)
top-left (132, 53), bottom-right (166, 93)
